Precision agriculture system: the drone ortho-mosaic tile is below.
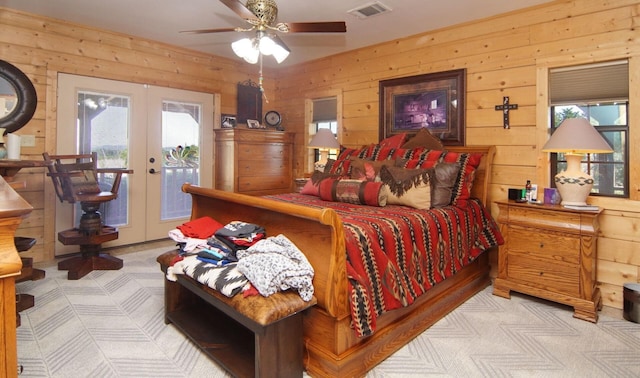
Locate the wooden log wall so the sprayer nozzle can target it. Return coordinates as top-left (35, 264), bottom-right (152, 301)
top-left (268, 0), bottom-right (640, 311)
top-left (2, 1), bottom-right (640, 311)
top-left (0, 7), bottom-right (272, 264)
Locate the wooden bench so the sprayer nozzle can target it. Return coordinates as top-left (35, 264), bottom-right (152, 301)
top-left (157, 250), bottom-right (317, 378)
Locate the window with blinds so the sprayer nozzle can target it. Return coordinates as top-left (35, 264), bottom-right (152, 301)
top-left (312, 98), bottom-right (338, 162)
top-left (549, 60), bottom-right (629, 198)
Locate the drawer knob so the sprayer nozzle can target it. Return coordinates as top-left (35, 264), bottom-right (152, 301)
top-left (539, 242), bottom-right (544, 248)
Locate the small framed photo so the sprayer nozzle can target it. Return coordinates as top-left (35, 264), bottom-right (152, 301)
top-left (221, 114), bottom-right (236, 128)
top-left (247, 119), bottom-right (262, 129)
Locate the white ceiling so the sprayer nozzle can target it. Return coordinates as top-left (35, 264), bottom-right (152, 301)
top-left (1, 0), bottom-right (553, 67)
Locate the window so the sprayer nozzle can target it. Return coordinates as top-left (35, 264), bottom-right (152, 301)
top-left (311, 97), bottom-right (338, 162)
top-left (550, 103), bottom-right (628, 197)
top-left (549, 61), bottom-right (629, 198)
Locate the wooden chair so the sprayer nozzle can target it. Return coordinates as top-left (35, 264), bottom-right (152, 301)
top-left (43, 152), bottom-right (133, 280)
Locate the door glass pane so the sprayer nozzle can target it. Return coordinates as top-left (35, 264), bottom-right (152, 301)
top-left (161, 100), bottom-right (201, 220)
top-left (77, 91), bottom-right (130, 227)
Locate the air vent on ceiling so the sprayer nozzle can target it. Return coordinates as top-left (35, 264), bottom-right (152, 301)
top-left (348, 1), bottom-right (392, 19)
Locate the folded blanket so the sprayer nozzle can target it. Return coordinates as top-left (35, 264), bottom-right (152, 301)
top-left (237, 234), bottom-right (314, 301)
top-left (177, 216), bottom-right (224, 239)
top-left (166, 255), bottom-right (249, 297)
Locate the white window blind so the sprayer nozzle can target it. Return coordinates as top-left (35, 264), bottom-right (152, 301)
top-left (550, 60), bottom-right (628, 104)
top-left (312, 98), bottom-right (337, 122)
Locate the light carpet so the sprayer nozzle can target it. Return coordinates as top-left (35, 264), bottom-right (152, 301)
top-left (15, 242), bottom-right (640, 377)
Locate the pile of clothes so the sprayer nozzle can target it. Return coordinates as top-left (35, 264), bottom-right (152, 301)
top-left (167, 216), bottom-right (314, 301)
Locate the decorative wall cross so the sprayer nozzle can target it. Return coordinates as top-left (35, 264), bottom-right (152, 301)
top-left (494, 96), bottom-right (518, 129)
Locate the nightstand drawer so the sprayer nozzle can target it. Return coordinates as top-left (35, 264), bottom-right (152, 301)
top-left (506, 206), bottom-right (583, 234)
top-left (507, 253), bottom-right (580, 297)
top-left (507, 226), bottom-right (580, 264)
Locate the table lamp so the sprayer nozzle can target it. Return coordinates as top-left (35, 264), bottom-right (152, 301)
top-left (308, 128), bottom-right (340, 171)
top-left (541, 117), bottom-right (613, 206)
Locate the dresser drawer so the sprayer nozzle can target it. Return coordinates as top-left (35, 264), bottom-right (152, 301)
top-left (238, 176), bottom-right (290, 192)
top-left (507, 226), bottom-right (580, 265)
top-left (237, 159), bottom-right (290, 177)
top-left (238, 143), bottom-right (290, 160)
top-left (507, 253), bottom-right (580, 297)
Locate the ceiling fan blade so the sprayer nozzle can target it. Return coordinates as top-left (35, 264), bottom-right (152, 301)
top-left (180, 28), bottom-right (238, 34)
top-left (220, 0), bottom-right (258, 21)
top-left (271, 34), bottom-right (291, 52)
top-left (284, 21), bottom-right (347, 33)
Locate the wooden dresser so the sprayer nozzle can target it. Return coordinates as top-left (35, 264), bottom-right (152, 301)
top-left (214, 128), bottom-right (294, 196)
top-left (0, 176), bottom-right (33, 378)
top-left (493, 200), bottom-right (602, 322)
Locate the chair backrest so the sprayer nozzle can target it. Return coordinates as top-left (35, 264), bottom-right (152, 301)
top-left (43, 152), bottom-right (101, 203)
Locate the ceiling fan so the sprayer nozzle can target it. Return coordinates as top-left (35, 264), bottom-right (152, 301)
top-left (182, 0), bottom-right (347, 64)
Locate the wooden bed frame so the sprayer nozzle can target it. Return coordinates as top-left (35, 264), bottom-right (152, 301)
top-left (181, 145), bottom-right (496, 377)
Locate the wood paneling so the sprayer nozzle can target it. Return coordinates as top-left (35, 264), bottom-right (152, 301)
top-left (0, 6), bottom-right (267, 263)
top-left (2, 1), bottom-right (640, 312)
top-left (268, 0), bottom-right (640, 311)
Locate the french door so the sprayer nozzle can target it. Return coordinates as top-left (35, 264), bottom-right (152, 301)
top-left (56, 74), bottom-right (214, 255)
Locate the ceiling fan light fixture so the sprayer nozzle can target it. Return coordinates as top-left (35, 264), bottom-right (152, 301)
top-left (232, 37), bottom-right (252, 56)
top-left (232, 37), bottom-right (260, 64)
top-left (258, 35), bottom-right (276, 56)
top-left (243, 47), bottom-right (260, 64)
top-left (272, 44), bottom-right (290, 64)
top-left (271, 39), bottom-right (290, 63)
top-left (232, 32), bottom-right (289, 64)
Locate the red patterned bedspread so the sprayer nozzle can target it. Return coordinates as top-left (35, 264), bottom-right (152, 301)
top-left (266, 193), bottom-right (504, 337)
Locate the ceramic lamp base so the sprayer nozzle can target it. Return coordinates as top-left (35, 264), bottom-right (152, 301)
top-left (314, 149), bottom-right (329, 172)
top-left (554, 153), bottom-right (593, 206)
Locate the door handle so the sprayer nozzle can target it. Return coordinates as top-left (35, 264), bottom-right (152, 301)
top-left (148, 168), bottom-right (160, 174)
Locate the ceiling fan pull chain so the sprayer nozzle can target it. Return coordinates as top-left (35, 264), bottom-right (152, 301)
top-left (258, 54), bottom-right (269, 103)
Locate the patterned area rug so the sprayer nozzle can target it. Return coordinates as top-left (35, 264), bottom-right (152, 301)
top-left (16, 243), bottom-right (640, 377)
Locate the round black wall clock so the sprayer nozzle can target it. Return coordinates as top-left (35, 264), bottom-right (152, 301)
top-left (264, 110), bottom-right (282, 128)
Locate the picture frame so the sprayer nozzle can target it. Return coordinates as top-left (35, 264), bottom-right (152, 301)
top-left (246, 119), bottom-right (263, 129)
top-left (379, 69), bottom-right (466, 146)
top-left (237, 80), bottom-right (262, 125)
top-left (221, 114), bottom-right (236, 128)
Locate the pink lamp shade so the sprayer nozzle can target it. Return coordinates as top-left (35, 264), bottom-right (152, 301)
top-left (542, 117), bottom-right (613, 206)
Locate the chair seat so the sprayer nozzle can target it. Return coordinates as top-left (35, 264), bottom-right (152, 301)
top-left (74, 191), bottom-right (117, 203)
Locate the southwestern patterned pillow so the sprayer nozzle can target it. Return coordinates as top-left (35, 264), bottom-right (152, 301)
top-left (318, 178), bottom-right (387, 207)
top-left (395, 151), bottom-right (482, 208)
top-left (379, 165), bottom-right (431, 210)
top-left (300, 171), bottom-right (343, 196)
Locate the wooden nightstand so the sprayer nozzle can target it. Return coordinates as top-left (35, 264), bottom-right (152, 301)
top-left (294, 178), bottom-right (308, 192)
top-left (493, 200), bottom-right (602, 322)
